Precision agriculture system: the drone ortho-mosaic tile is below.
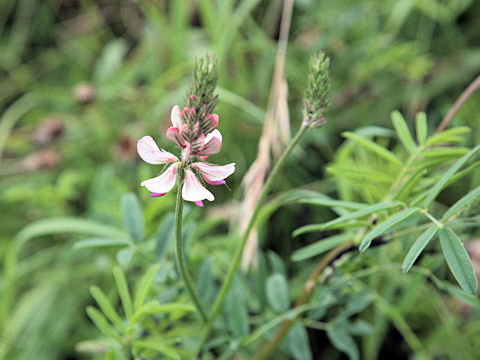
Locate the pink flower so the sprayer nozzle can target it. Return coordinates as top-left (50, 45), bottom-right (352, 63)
top-left (192, 162), bottom-right (235, 185)
top-left (137, 136), bottom-right (178, 164)
top-left (141, 162), bottom-right (178, 196)
top-left (182, 169), bottom-right (214, 207)
top-left (138, 105), bottom-right (235, 207)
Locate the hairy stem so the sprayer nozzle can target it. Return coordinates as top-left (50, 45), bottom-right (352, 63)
top-left (196, 124), bottom-right (310, 354)
top-left (174, 167), bottom-right (208, 322)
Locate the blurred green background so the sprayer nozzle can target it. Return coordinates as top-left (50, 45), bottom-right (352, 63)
top-left (1, 0), bottom-right (480, 359)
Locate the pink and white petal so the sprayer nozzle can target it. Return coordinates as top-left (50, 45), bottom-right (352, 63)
top-left (137, 136), bottom-right (178, 164)
top-left (150, 192), bottom-right (167, 197)
top-left (198, 130), bottom-right (222, 156)
top-left (182, 169), bottom-right (215, 202)
top-left (204, 178), bottom-right (225, 186)
top-left (141, 163), bottom-right (178, 194)
top-left (194, 201), bottom-right (204, 207)
top-left (166, 127), bottom-right (186, 147)
top-left (171, 105), bottom-right (182, 127)
top-left (192, 162), bottom-right (235, 181)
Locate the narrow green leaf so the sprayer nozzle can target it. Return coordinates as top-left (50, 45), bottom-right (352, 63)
top-left (425, 126), bottom-right (470, 146)
top-left (121, 193), bottom-right (144, 243)
top-left (86, 306), bottom-right (122, 343)
top-left (117, 247), bottom-right (134, 266)
top-left (393, 168), bottom-right (427, 201)
top-left (133, 264), bottom-right (160, 311)
top-left (359, 207), bottom-right (421, 252)
top-left (113, 266), bottom-right (133, 319)
top-left (423, 145), bottom-right (480, 208)
top-left (299, 197), bottom-right (367, 210)
top-left (439, 227), bottom-right (478, 294)
top-left (391, 111), bottom-right (416, 153)
top-left (73, 237), bottom-right (129, 250)
top-left (442, 187), bottom-right (480, 223)
top-left (421, 147), bottom-right (469, 159)
top-left (291, 233), bottom-right (353, 262)
top-left (327, 322), bottom-right (359, 360)
top-left (130, 301), bottom-right (195, 323)
top-left (402, 226), bottom-right (438, 274)
top-left (16, 217), bottom-right (127, 244)
top-left (343, 131), bottom-right (402, 165)
top-left (443, 283), bottom-right (480, 309)
top-left (134, 340), bottom-right (181, 360)
top-left (327, 166), bottom-right (394, 183)
top-left (294, 201), bottom-right (404, 237)
top-left (89, 286), bottom-right (124, 331)
top-left (266, 273), bottom-right (290, 313)
top-left (415, 112), bottom-right (427, 145)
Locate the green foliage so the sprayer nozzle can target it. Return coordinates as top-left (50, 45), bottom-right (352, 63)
top-left (1, 0), bottom-right (480, 359)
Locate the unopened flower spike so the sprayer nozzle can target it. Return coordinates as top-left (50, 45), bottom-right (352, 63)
top-left (302, 52), bottom-right (331, 128)
top-left (137, 55), bottom-right (235, 207)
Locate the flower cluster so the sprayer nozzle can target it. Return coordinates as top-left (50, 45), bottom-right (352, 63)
top-left (137, 105), bottom-right (235, 207)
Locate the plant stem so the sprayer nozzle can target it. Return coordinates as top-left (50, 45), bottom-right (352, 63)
top-left (174, 167), bottom-right (208, 322)
top-left (196, 124), bottom-right (310, 354)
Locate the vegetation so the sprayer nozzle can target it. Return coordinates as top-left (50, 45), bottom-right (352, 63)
top-left (1, 0), bottom-right (480, 359)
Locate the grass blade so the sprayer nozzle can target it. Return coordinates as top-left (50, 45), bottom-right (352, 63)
top-left (415, 112), bottom-right (427, 145)
top-left (291, 233), bottom-right (353, 262)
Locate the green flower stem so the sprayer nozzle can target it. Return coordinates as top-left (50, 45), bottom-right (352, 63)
top-left (174, 166), bottom-right (208, 322)
top-left (196, 124), bottom-right (310, 354)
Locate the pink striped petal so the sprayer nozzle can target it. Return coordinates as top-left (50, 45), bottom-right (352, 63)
top-left (141, 163), bottom-right (178, 194)
top-left (198, 130), bottom-right (222, 156)
top-left (171, 105), bottom-right (182, 127)
top-left (137, 136), bottom-right (178, 164)
top-left (182, 169), bottom-right (214, 202)
top-left (166, 127), bottom-right (186, 147)
top-left (192, 162), bottom-right (235, 182)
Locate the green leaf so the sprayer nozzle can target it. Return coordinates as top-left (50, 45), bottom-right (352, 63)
top-left (130, 301), bottom-right (195, 323)
top-left (113, 266), bottom-right (133, 319)
top-left (343, 131), bottom-right (402, 165)
top-left (89, 286), bottom-right (124, 331)
top-left (286, 324), bottom-right (312, 360)
top-left (425, 126), bottom-right (470, 146)
top-left (266, 273), bottom-right (290, 312)
top-left (327, 322), bottom-right (359, 360)
top-left (294, 201), bottom-right (404, 236)
top-left (415, 112), bottom-right (427, 145)
top-left (134, 340), bottom-right (181, 360)
top-left (442, 187), bottom-right (480, 223)
top-left (225, 286), bottom-right (249, 338)
top-left (73, 237), bottom-right (130, 250)
top-left (16, 217), bottom-right (127, 244)
top-left (291, 233), bottom-right (353, 262)
top-left (439, 227), bottom-right (478, 294)
top-left (359, 207), bottom-right (421, 252)
top-left (121, 193), bottom-right (144, 243)
top-left (86, 306), bottom-right (122, 343)
top-left (393, 168), bottom-right (427, 201)
top-left (423, 145), bottom-right (480, 208)
top-left (155, 213), bottom-right (175, 260)
top-left (402, 226), bottom-right (438, 274)
top-left (134, 264), bottom-right (160, 311)
top-left (299, 196), bottom-right (367, 210)
top-left (443, 282), bottom-right (480, 309)
top-left (391, 111), bottom-right (416, 153)
top-left (117, 247), bottom-right (134, 266)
